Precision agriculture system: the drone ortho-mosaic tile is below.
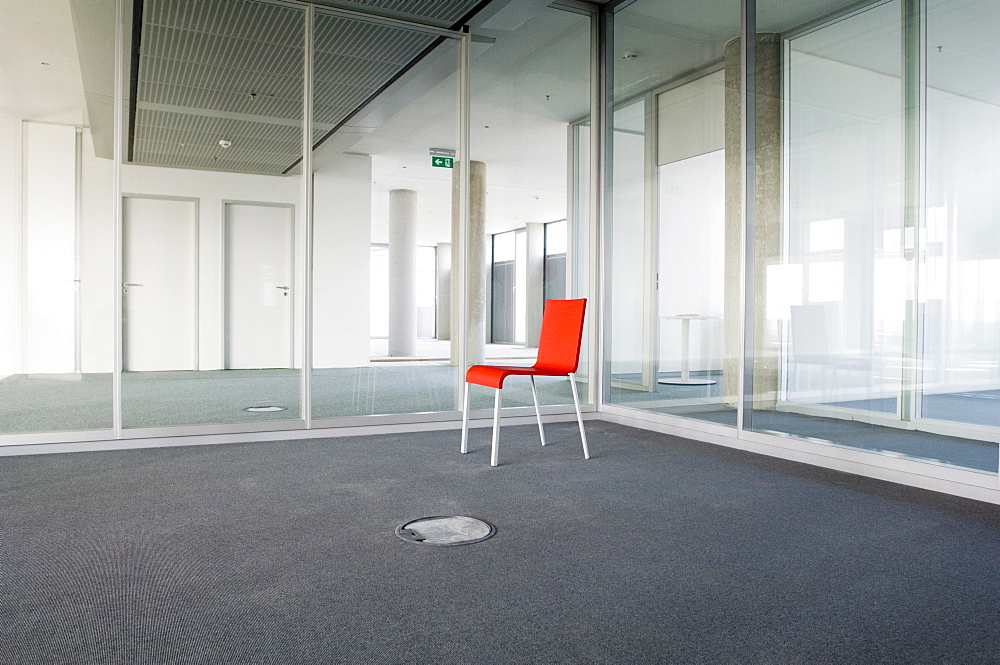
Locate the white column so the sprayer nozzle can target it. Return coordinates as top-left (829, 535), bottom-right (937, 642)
top-left (388, 189), bottom-right (417, 357)
top-left (436, 242), bottom-right (451, 340)
top-left (525, 222), bottom-right (545, 348)
top-left (451, 160), bottom-right (487, 366)
top-left (723, 34), bottom-right (781, 407)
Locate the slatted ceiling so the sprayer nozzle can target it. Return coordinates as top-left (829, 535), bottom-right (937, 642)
top-left (313, 14), bottom-right (435, 63)
top-left (134, 109), bottom-right (304, 173)
top-left (130, 0), bottom-right (469, 175)
top-left (339, 0), bottom-right (483, 23)
top-left (143, 0), bottom-right (304, 46)
top-left (141, 24), bottom-right (304, 78)
top-left (138, 73), bottom-right (303, 120)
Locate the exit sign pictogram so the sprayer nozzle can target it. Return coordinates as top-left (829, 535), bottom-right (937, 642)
top-left (432, 156), bottom-right (454, 168)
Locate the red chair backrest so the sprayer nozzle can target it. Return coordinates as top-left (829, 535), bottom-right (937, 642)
top-left (534, 299), bottom-right (587, 373)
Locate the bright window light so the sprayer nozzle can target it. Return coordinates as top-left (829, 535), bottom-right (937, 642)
top-left (546, 220), bottom-right (567, 256)
top-left (808, 261), bottom-right (843, 302)
top-left (766, 263), bottom-right (803, 320)
top-left (809, 218), bottom-right (844, 252)
top-left (493, 231), bottom-right (516, 263)
top-left (926, 206), bottom-right (948, 243)
top-left (883, 228), bottom-right (902, 256)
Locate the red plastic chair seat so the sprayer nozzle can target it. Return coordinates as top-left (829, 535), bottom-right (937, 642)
top-left (465, 364), bottom-right (570, 390)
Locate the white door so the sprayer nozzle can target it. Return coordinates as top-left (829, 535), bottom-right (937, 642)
top-left (225, 203), bottom-right (293, 369)
top-left (123, 197), bottom-right (198, 371)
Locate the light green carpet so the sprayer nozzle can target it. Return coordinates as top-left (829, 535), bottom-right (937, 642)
top-left (0, 365), bottom-right (587, 434)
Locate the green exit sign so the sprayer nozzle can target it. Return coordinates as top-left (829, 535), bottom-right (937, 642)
top-left (431, 156), bottom-right (454, 168)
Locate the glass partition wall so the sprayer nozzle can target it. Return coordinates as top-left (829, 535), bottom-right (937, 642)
top-left (603, 0), bottom-right (998, 480)
top-left (2, 0), bottom-right (996, 495)
top-left (745, 0), bottom-right (999, 475)
top-left (309, 11), bottom-right (462, 422)
top-left (605, 0), bottom-right (740, 428)
top-left (0, 0), bottom-right (117, 436)
top-left (0, 0), bottom-right (597, 443)
top-left (120, 0), bottom-right (306, 430)
top-left (463, 4), bottom-right (596, 417)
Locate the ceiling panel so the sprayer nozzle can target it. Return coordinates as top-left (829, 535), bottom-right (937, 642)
top-left (321, 0), bottom-right (484, 25)
top-left (130, 0), bottom-right (469, 174)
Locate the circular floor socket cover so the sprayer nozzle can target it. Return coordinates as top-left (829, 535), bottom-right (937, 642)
top-left (244, 406), bottom-right (286, 412)
top-left (396, 516), bottom-right (496, 546)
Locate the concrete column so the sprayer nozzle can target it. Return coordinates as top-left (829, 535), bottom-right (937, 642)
top-left (436, 242), bottom-right (451, 340)
top-left (388, 189), bottom-right (417, 357)
top-left (450, 160), bottom-right (488, 366)
top-left (723, 34), bottom-right (782, 408)
top-left (525, 222), bottom-right (545, 348)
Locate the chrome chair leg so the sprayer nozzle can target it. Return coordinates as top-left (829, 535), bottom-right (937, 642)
top-left (490, 388), bottom-right (502, 467)
top-left (529, 376), bottom-right (546, 446)
top-left (569, 373), bottom-right (589, 459)
top-left (460, 382), bottom-right (471, 454)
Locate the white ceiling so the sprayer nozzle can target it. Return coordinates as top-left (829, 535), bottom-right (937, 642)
top-left (0, 0), bottom-right (86, 121)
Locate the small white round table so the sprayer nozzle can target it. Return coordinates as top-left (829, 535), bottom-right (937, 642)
top-left (658, 314), bottom-right (717, 385)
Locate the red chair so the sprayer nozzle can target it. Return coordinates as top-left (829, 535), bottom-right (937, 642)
top-left (461, 298), bottom-right (590, 466)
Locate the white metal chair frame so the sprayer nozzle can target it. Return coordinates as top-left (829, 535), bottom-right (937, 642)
top-left (460, 374), bottom-right (589, 467)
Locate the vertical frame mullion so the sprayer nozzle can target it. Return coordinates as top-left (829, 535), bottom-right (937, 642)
top-left (738, 0), bottom-right (757, 434)
top-left (900, 0), bottom-right (925, 424)
top-left (456, 28), bottom-right (471, 411)
top-left (302, 3), bottom-right (314, 427)
top-left (597, 6), bottom-right (613, 409)
top-left (113, 0), bottom-right (125, 438)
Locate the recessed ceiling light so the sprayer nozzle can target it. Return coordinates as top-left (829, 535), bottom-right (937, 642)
top-left (218, 139), bottom-right (232, 148)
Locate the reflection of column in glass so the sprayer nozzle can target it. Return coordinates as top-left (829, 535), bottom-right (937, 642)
top-left (451, 161), bottom-right (487, 366)
top-left (525, 222), bottom-right (545, 348)
top-left (436, 242), bottom-right (451, 341)
top-left (723, 34), bottom-right (782, 408)
top-left (388, 189), bottom-right (417, 357)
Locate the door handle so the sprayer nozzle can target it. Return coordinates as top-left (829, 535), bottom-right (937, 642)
top-left (276, 286), bottom-right (290, 290)
top-left (123, 282), bottom-right (142, 293)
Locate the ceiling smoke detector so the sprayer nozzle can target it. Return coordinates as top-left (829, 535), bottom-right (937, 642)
top-left (218, 139), bottom-right (232, 149)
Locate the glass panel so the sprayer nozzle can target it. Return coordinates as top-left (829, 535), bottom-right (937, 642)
top-left (920, 0), bottom-right (1000, 431)
top-left (752, 0), bottom-right (998, 474)
top-left (310, 10), bottom-right (460, 419)
top-left (121, 0), bottom-right (304, 428)
top-left (465, 5), bottom-right (593, 411)
top-left (0, 9), bottom-right (115, 434)
top-left (606, 0), bottom-right (739, 427)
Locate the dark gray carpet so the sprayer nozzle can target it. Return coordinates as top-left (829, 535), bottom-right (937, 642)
top-left (1, 422), bottom-right (999, 664)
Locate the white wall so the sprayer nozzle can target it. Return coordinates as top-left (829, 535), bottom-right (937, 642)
top-left (22, 122), bottom-right (76, 374)
top-left (79, 129), bottom-right (114, 373)
top-left (313, 154), bottom-right (372, 368)
top-left (0, 116), bottom-right (21, 378)
top-left (122, 164), bottom-right (301, 370)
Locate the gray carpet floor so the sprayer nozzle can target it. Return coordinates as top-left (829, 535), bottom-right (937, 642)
top-left (1, 421), bottom-right (999, 664)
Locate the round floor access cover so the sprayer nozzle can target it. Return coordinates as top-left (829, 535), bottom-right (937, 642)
top-left (395, 516), bottom-right (496, 546)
